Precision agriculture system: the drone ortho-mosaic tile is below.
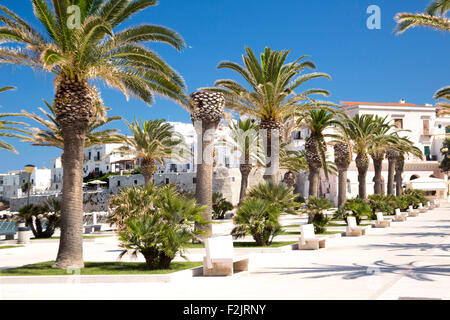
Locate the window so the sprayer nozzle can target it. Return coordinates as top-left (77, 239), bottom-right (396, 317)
top-left (117, 181), bottom-right (121, 187)
top-left (165, 178), bottom-right (169, 184)
top-left (423, 120), bottom-right (430, 135)
top-left (95, 167), bottom-right (100, 175)
top-left (134, 180), bottom-right (138, 185)
top-left (88, 152), bottom-right (91, 160)
top-left (293, 131), bottom-right (302, 140)
top-left (106, 166), bottom-right (109, 171)
top-left (424, 146), bottom-right (431, 160)
top-left (394, 119), bottom-right (403, 129)
top-left (193, 178), bottom-right (197, 184)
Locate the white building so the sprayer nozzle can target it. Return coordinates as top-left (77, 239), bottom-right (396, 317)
top-left (0, 167), bottom-right (51, 201)
top-left (50, 157), bottom-right (63, 191)
top-left (83, 143), bottom-right (136, 177)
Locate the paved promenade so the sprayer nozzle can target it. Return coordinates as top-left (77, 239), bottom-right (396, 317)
top-left (1, 204), bottom-right (449, 300)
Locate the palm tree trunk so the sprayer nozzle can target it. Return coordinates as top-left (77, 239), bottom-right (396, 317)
top-left (395, 156), bottom-right (405, 196)
top-left (54, 124), bottom-right (87, 269)
top-left (261, 123), bottom-right (280, 183)
top-left (372, 155), bottom-right (384, 195)
top-left (387, 155), bottom-right (397, 195)
top-left (239, 164), bottom-right (252, 204)
top-left (308, 166), bottom-right (320, 197)
top-left (194, 120), bottom-right (219, 237)
top-left (356, 153), bottom-right (369, 199)
top-left (337, 167), bottom-right (348, 206)
top-left (141, 158), bottom-right (155, 185)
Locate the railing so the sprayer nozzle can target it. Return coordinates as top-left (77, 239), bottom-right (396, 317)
top-left (0, 221), bottom-right (16, 233)
top-left (83, 212), bottom-right (110, 225)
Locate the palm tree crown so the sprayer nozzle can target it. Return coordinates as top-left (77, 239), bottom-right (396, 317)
top-left (0, 0), bottom-right (187, 108)
top-left (395, 0), bottom-right (450, 34)
top-left (14, 101), bottom-right (124, 149)
top-left (116, 119), bottom-right (191, 184)
top-left (0, 86), bottom-right (28, 153)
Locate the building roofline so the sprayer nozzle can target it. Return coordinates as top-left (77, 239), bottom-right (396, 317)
top-left (340, 101), bottom-right (433, 107)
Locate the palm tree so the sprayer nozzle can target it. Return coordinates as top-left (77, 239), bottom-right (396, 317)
top-left (14, 101), bottom-right (123, 150)
top-left (189, 91), bottom-right (225, 237)
top-left (114, 119), bottom-right (190, 185)
top-left (200, 47), bottom-right (332, 183)
top-left (338, 115), bottom-right (390, 199)
top-left (297, 109), bottom-right (339, 197)
top-left (368, 118), bottom-right (399, 195)
top-left (395, 0), bottom-right (450, 34)
top-left (0, 1), bottom-right (187, 269)
top-left (394, 137), bottom-right (423, 196)
top-left (386, 149), bottom-right (399, 195)
top-left (280, 146), bottom-right (308, 189)
top-left (0, 86), bottom-right (28, 153)
top-left (227, 118), bottom-right (264, 203)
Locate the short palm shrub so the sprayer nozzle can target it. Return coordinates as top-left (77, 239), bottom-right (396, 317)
top-left (403, 189), bottom-right (428, 207)
top-left (368, 194), bottom-right (395, 218)
top-left (231, 198), bottom-right (282, 246)
top-left (247, 181), bottom-right (299, 213)
top-left (303, 196), bottom-right (333, 234)
top-left (212, 192), bottom-right (233, 220)
top-left (109, 184), bottom-right (159, 231)
top-left (111, 184), bottom-right (206, 270)
top-left (343, 198), bottom-right (371, 224)
top-left (16, 199), bottom-right (61, 238)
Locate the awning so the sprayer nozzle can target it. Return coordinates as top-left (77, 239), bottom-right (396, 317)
top-left (407, 177), bottom-right (448, 191)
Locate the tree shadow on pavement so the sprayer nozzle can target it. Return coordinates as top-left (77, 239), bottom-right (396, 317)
top-left (389, 232), bottom-right (450, 238)
top-left (253, 260), bottom-right (450, 281)
top-left (361, 242), bottom-right (450, 252)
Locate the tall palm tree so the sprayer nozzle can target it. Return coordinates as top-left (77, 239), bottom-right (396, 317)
top-left (368, 118), bottom-right (399, 195)
top-left (0, 86), bottom-right (28, 153)
top-left (393, 137), bottom-right (423, 196)
top-left (338, 115), bottom-right (390, 199)
top-left (395, 0), bottom-right (450, 34)
top-left (113, 119), bottom-right (190, 185)
top-left (280, 146), bottom-right (308, 189)
top-left (227, 118), bottom-right (264, 203)
top-left (189, 91), bottom-right (225, 237)
top-left (0, 1), bottom-right (187, 269)
top-left (200, 47), bottom-right (332, 183)
top-left (328, 113), bottom-right (353, 206)
top-left (14, 101), bottom-right (123, 150)
top-left (297, 109), bottom-right (339, 197)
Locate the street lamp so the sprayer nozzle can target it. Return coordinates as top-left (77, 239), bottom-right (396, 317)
top-left (24, 164), bottom-right (35, 206)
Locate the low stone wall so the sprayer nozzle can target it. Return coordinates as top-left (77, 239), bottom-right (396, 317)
top-left (10, 191), bottom-right (111, 212)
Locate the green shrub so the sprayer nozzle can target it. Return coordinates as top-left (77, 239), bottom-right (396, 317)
top-left (116, 184), bottom-right (206, 270)
top-left (403, 189), bottom-right (428, 206)
top-left (343, 198), bottom-right (371, 224)
top-left (232, 198), bottom-right (281, 246)
top-left (303, 196), bottom-right (333, 234)
top-left (212, 192), bottom-right (233, 220)
top-left (368, 194), bottom-right (396, 218)
top-left (17, 198), bottom-right (61, 238)
top-left (247, 181), bottom-right (299, 214)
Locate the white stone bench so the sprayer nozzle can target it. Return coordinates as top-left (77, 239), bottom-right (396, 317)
top-left (83, 224), bottom-right (102, 234)
top-left (433, 199), bottom-right (440, 208)
top-left (299, 224), bottom-right (326, 250)
top-left (0, 231), bottom-right (15, 240)
top-left (393, 208), bottom-right (407, 222)
top-left (408, 205), bottom-right (419, 217)
top-left (203, 235), bottom-right (249, 276)
top-left (418, 203), bottom-right (427, 213)
top-left (374, 212), bottom-right (391, 228)
top-left (345, 216), bottom-right (368, 236)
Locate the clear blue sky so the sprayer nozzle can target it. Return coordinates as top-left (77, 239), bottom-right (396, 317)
top-left (0, 0), bottom-right (449, 172)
